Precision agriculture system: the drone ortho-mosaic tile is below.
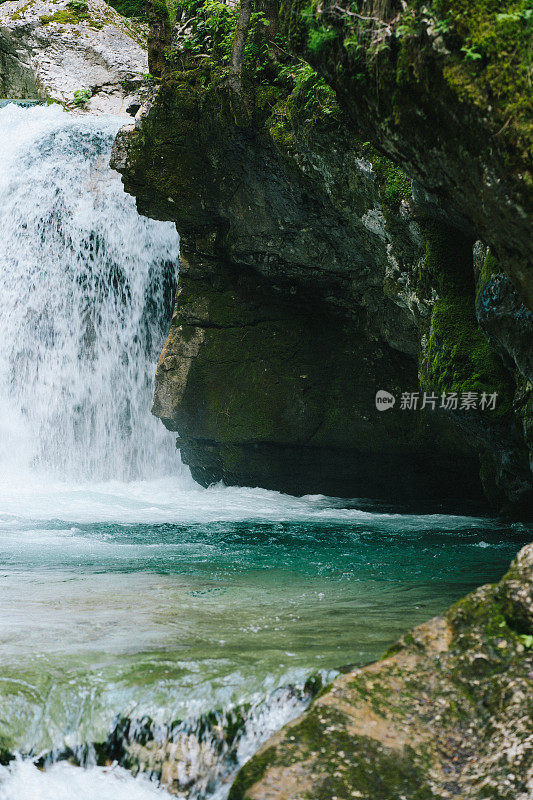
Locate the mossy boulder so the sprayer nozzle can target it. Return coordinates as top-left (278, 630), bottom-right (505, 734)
top-left (151, 258), bottom-right (482, 501)
top-left (229, 542), bottom-right (533, 800)
top-left (0, 0), bottom-right (147, 113)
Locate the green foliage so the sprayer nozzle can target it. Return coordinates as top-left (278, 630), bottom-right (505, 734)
top-left (171, 0), bottom-right (236, 63)
top-left (165, 0), bottom-right (274, 76)
top-left (106, 0), bottom-right (148, 15)
top-left (72, 88), bottom-right (92, 106)
top-left (166, 0), bottom-right (288, 84)
top-left (290, 2), bottom-right (342, 56)
top-left (307, 24), bottom-right (337, 53)
top-left (496, 8), bottom-right (532, 22)
top-left (135, 71), bottom-right (158, 82)
top-left (394, 12), bottom-right (422, 40)
top-left (460, 42), bottom-right (482, 61)
top-left (432, 16), bottom-right (451, 34)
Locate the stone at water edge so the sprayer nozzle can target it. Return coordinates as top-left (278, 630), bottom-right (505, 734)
top-left (0, 0), bottom-right (147, 116)
top-left (228, 542), bottom-right (533, 800)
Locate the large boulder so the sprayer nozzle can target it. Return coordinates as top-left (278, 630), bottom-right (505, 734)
top-left (0, 0), bottom-right (147, 114)
top-left (112, 69), bottom-right (485, 505)
top-left (111, 0), bottom-right (532, 510)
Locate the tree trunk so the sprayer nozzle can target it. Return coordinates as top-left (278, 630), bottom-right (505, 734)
top-left (146, 0), bottom-right (172, 78)
top-left (229, 0), bottom-right (252, 97)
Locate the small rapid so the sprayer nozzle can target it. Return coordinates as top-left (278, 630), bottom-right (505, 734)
top-left (0, 761), bottom-right (174, 800)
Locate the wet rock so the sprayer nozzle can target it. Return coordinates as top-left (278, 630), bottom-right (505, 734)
top-left (477, 273), bottom-right (533, 384)
top-left (36, 682), bottom-right (324, 797)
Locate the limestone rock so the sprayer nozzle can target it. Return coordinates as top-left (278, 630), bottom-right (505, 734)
top-left (0, 0), bottom-right (147, 115)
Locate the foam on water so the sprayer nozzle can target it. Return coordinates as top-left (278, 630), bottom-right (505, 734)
top-left (0, 759), bottom-right (174, 800)
top-left (0, 471), bottom-right (500, 526)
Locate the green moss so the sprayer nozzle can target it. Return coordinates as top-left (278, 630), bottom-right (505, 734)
top-left (446, 580), bottom-right (528, 694)
top-left (423, 296), bottom-right (513, 414)
top-left (231, 703), bottom-right (435, 800)
top-left (434, 0), bottom-right (533, 157)
top-left (450, 589), bottom-right (510, 643)
top-left (475, 248), bottom-right (501, 300)
top-left (417, 221), bottom-right (514, 415)
top-left (40, 0), bottom-right (90, 24)
top-left (358, 141), bottom-right (413, 208)
top-left (382, 630), bottom-right (415, 659)
top-left (227, 745), bottom-right (278, 800)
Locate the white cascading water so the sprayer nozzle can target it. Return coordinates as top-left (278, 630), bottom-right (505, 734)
top-left (0, 103), bottom-right (180, 483)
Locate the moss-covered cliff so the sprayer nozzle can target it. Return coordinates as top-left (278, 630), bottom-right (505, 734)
top-left (111, 0), bottom-right (532, 512)
top-left (281, 0), bottom-right (532, 306)
top-left (228, 541), bottom-right (533, 800)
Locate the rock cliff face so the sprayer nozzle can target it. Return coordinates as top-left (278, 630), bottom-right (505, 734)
top-left (281, 0), bottom-right (532, 308)
top-left (112, 72), bottom-right (485, 505)
top-left (0, 0), bottom-right (146, 114)
top-left (228, 541), bottom-right (533, 800)
top-left (112, 0), bottom-right (532, 512)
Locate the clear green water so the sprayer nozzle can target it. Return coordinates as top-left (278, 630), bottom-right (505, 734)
top-left (0, 479), bottom-right (528, 759)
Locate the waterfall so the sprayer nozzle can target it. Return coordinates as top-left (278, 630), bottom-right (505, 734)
top-left (0, 104), bottom-right (180, 482)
